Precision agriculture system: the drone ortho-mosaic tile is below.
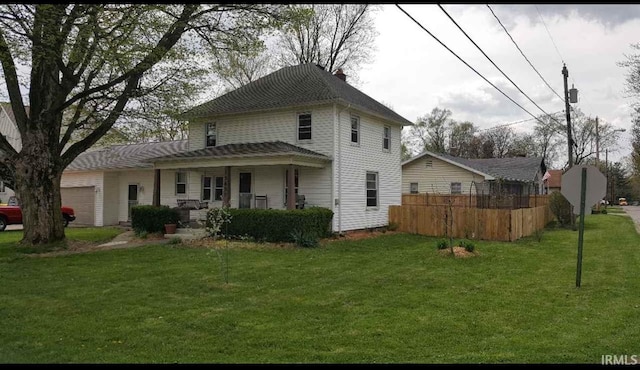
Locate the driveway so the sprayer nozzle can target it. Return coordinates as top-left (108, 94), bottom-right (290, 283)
top-left (622, 206), bottom-right (640, 234)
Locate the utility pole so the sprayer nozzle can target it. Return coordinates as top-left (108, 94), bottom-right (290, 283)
top-left (595, 116), bottom-right (599, 167)
top-left (595, 117), bottom-right (600, 212)
top-left (563, 64), bottom-right (576, 228)
top-left (563, 64), bottom-right (574, 169)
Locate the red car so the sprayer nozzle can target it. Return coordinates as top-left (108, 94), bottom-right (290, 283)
top-left (0, 196), bottom-right (76, 231)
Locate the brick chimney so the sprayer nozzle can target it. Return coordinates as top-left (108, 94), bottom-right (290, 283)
top-left (334, 68), bottom-right (346, 82)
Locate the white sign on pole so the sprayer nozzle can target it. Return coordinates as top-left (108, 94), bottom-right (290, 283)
top-left (560, 165), bottom-right (607, 215)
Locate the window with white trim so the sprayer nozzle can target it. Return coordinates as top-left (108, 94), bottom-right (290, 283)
top-left (383, 126), bottom-right (391, 150)
top-left (215, 176), bottom-right (224, 201)
top-left (175, 171), bottom-right (187, 195)
top-left (410, 182), bottom-right (419, 194)
top-left (351, 115), bottom-right (360, 144)
top-left (450, 182), bottom-right (462, 194)
top-left (298, 113), bottom-right (312, 141)
top-left (206, 122), bottom-right (216, 147)
top-left (202, 176), bottom-right (212, 201)
top-left (366, 172), bottom-right (378, 207)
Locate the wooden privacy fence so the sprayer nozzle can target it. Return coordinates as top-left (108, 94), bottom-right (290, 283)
top-left (402, 194), bottom-right (550, 209)
top-left (388, 204), bottom-right (554, 242)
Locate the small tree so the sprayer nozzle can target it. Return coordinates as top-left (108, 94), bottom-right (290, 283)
top-left (549, 191), bottom-right (572, 228)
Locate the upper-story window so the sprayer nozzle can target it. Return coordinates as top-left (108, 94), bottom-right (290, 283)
top-left (383, 126), bottom-right (391, 151)
top-left (298, 113), bottom-right (312, 141)
top-left (206, 122), bottom-right (217, 147)
top-left (351, 115), bottom-right (360, 144)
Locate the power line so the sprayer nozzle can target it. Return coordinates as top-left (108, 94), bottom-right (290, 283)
top-left (395, 4), bottom-right (548, 127)
top-left (487, 4), bottom-right (565, 103)
top-left (438, 4), bottom-right (563, 127)
top-left (535, 5), bottom-right (565, 65)
top-left (479, 110), bottom-right (564, 132)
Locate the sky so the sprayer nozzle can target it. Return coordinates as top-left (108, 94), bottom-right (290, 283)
top-left (357, 4), bottom-right (640, 166)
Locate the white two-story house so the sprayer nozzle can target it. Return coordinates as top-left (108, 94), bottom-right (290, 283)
top-left (0, 102), bottom-right (23, 202)
top-left (61, 63), bottom-right (412, 231)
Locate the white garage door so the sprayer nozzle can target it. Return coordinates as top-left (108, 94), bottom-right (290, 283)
top-left (61, 186), bottom-right (95, 226)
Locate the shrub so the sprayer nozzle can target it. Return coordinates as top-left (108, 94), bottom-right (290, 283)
top-left (202, 207), bottom-right (232, 240)
top-left (131, 205), bottom-right (180, 234)
top-left (601, 208), bottom-right (607, 214)
top-left (291, 230), bottom-right (319, 248)
top-left (436, 239), bottom-right (448, 250)
top-left (214, 207), bottom-right (333, 243)
top-left (549, 191), bottom-right (572, 227)
top-left (460, 240), bottom-right (475, 253)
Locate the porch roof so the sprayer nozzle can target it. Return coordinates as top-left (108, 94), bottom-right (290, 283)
top-left (147, 141), bottom-right (332, 168)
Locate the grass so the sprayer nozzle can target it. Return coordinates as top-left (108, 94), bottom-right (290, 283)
top-left (0, 227), bottom-right (124, 260)
top-left (0, 215), bottom-right (639, 364)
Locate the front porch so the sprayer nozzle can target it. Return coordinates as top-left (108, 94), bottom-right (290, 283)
top-left (146, 141), bottom-right (333, 221)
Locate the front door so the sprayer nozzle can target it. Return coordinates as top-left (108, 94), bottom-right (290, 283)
top-left (239, 172), bottom-right (252, 209)
top-left (127, 184), bottom-right (138, 220)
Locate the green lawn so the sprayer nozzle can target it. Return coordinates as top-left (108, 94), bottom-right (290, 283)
top-left (0, 227), bottom-right (124, 261)
top-left (0, 216), bottom-right (639, 364)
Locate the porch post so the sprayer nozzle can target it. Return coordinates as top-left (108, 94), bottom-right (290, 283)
top-left (287, 164), bottom-right (296, 210)
top-left (223, 166), bottom-right (231, 208)
top-left (152, 169), bottom-right (161, 206)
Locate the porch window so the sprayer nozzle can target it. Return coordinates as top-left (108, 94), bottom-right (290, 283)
top-left (202, 176), bottom-right (212, 201)
top-left (284, 169), bottom-right (299, 204)
top-left (351, 115), bottom-right (360, 144)
top-left (410, 182), bottom-right (418, 194)
top-left (450, 182), bottom-right (462, 194)
top-left (366, 172), bottom-right (378, 207)
top-left (298, 113), bottom-right (312, 141)
top-left (176, 171), bottom-right (187, 195)
top-left (383, 126), bottom-right (390, 151)
top-left (214, 176), bottom-right (224, 201)
top-left (206, 122), bottom-right (216, 147)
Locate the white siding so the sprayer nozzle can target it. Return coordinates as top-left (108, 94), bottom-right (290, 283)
top-left (102, 172), bottom-right (120, 225)
top-left (0, 106), bottom-right (21, 151)
top-left (402, 156), bottom-right (486, 195)
top-left (117, 170), bottom-right (155, 222)
top-left (333, 107), bottom-right (402, 232)
top-left (60, 171), bottom-right (104, 226)
top-left (188, 107), bottom-right (335, 157)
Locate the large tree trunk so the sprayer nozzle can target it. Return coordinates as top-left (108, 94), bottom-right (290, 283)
top-left (14, 131), bottom-right (65, 245)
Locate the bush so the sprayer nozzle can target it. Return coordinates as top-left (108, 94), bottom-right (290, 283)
top-left (131, 205), bottom-right (180, 234)
top-left (459, 240), bottom-right (475, 252)
top-left (549, 191), bottom-right (572, 227)
top-left (436, 239), bottom-right (448, 250)
top-left (291, 230), bottom-right (319, 248)
top-left (208, 207), bottom-right (333, 243)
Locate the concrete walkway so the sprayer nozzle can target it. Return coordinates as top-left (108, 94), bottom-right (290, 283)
top-left (622, 206), bottom-right (640, 235)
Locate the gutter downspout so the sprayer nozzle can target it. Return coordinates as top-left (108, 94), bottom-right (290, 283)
top-left (336, 103), bottom-right (351, 235)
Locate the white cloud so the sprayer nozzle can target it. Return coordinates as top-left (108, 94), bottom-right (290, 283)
top-left (358, 4), bottom-right (640, 164)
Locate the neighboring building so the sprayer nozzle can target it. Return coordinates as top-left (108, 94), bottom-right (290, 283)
top-left (544, 169), bottom-right (563, 193)
top-left (61, 63), bottom-right (412, 230)
top-left (0, 102), bottom-right (24, 202)
top-left (402, 150), bottom-right (546, 197)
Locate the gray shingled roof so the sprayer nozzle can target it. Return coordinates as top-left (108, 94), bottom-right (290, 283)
top-left (438, 153), bottom-right (544, 182)
top-left (66, 140), bottom-right (189, 171)
top-left (149, 141), bottom-right (331, 162)
top-left (182, 63), bottom-right (412, 126)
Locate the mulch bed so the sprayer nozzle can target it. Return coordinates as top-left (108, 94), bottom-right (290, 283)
top-left (438, 246), bottom-right (479, 258)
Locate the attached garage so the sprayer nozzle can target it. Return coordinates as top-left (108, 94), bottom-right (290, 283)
top-left (61, 186), bottom-right (95, 226)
